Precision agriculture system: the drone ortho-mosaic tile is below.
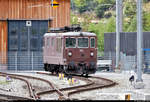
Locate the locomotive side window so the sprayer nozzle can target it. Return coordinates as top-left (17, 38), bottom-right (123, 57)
top-left (66, 38), bottom-right (76, 48)
top-left (56, 38), bottom-right (62, 53)
top-left (51, 38), bottom-right (54, 46)
top-left (78, 38), bottom-right (89, 48)
top-left (47, 38), bottom-right (50, 47)
top-left (90, 38), bottom-right (95, 48)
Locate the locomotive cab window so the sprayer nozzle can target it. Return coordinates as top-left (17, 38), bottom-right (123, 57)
top-left (90, 38), bottom-right (95, 48)
top-left (66, 38), bottom-right (76, 48)
top-left (78, 37), bottom-right (89, 48)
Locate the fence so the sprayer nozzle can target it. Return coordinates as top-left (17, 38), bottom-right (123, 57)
top-left (0, 51), bottom-right (44, 71)
top-left (98, 51), bottom-right (150, 73)
top-left (0, 51), bottom-right (150, 73)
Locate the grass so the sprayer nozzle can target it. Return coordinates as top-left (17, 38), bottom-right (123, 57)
top-left (0, 81), bottom-right (10, 85)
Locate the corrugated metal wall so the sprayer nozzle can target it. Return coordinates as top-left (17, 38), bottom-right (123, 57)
top-left (0, 21), bottom-right (7, 65)
top-left (0, 0), bottom-right (70, 28)
top-left (104, 32), bottom-right (150, 57)
top-left (104, 32), bottom-right (150, 72)
top-left (104, 32), bottom-right (150, 56)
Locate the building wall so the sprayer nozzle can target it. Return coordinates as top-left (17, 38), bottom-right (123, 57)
top-left (0, 0), bottom-right (70, 69)
top-left (0, 0), bottom-right (70, 28)
top-left (0, 21), bottom-right (7, 64)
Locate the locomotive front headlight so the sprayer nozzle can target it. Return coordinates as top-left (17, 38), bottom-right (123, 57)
top-left (90, 52), bottom-right (94, 57)
top-left (68, 52), bottom-right (72, 56)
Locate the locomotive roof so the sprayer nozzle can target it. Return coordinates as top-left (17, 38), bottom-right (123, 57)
top-left (44, 32), bottom-right (96, 37)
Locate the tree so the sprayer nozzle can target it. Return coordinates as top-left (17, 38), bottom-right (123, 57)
top-left (143, 12), bottom-right (150, 31)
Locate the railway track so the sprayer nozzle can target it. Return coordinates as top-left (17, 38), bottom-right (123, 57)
top-left (68, 76), bottom-right (117, 99)
top-left (0, 71), bottom-right (117, 100)
top-left (0, 72), bottom-right (69, 100)
top-left (0, 74), bottom-right (34, 99)
top-left (36, 72), bottom-right (117, 100)
top-left (0, 93), bottom-right (33, 101)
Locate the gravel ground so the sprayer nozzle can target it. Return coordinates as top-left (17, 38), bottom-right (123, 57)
top-left (1, 70), bottom-right (150, 100)
top-left (12, 71), bottom-right (86, 100)
top-left (70, 71), bottom-right (150, 100)
top-left (0, 76), bottom-right (29, 97)
top-left (14, 72), bottom-right (86, 89)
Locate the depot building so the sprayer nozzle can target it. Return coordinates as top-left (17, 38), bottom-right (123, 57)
top-left (0, 0), bottom-right (70, 70)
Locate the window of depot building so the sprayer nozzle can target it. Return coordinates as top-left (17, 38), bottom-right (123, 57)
top-left (20, 36), bottom-right (28, 50)
top-left (9, 38), bottom-right (18, 50)
top-left (78, 38), bottom-right (88, 48)
top-left (56, 38), bottom-right (62, 53)
top-left (21, 27), bottom-right (28, 33)
top-left (31, 28), bottom-right (38, 35)
top-left (40, 28), bottom-right (46, 35)
top-left (90, 38), bottom-right (95, 48)
top-left (66, 38), bottom-right (76, 48)
top-left (10, 28), bottom-right (18, 36)
top-left (31, 38), bottom-right (38, 51)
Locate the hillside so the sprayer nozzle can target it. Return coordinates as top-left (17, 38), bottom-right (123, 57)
top-left (71, 0), bottom-right (150, 52)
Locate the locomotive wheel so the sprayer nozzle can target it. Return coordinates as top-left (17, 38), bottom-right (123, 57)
top-left (85, 74), bottom-right (88, 77)
top-left (44, 64), bottom-right (48, 71)
top-left (51, 71), bottom-right (54, 74)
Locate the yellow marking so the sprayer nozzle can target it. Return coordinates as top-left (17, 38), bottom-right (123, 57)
top-left (125, 94), bottom-right (131, 100)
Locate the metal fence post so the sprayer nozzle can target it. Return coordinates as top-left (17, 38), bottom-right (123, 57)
top-left (15, 52), bottom-right (17, 72)
top-left (109, 51), bottom-right (111, 71)
top-left (32, 51), bottom-right (33, 71)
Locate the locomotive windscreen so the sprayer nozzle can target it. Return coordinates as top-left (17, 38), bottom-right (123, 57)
top-left (66, 38), bottom-right (76, 48)
top-left (78, 38), bottom-right (89, 48)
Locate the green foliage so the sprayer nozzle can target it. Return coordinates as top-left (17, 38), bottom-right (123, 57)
top-left (72, 0), bottom-right (115, 18)
top-left (123, 15), bottom-right (137, 32)
top-left (80, 13), bottom-right (93, 31)
top-left (143, 12), bottom-right (150, 31)
top-left (87, 17), bottom-right (116, 51)
top-left (123, 11), bottom-right (150, 32)
top-left (143, 0), bottom-right (150, 3)
top-left (95, 5), bottom-right (108, 18)
top-left (73, 0), bottom-right (98, 13)
top-left (88, 23), bottom-right (105, 51)
top-left (123, 1), bottom-right (136, 18)
top-left (70, 13), bottom-right (79, 25)
top-left (95, 0), bottom-right (115, 4)
top-left (106, 17), bottom-right (116, 32)
top-left (71, 0), bottom-right (150, 51)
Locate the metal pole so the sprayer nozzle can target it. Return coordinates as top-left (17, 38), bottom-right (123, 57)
top-left (32, 51), bottom-right (33, 71)
top-left (28, 26), bottom-right (30, 70)
top-left (119, 0), bottom-right (123, 32)
top-left (116, 0), bottom-right (121, 68)
top-left (136, 0), bottom-right (143, 82)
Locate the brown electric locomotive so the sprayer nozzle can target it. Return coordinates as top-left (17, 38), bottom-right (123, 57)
top-left (43, 26), bottom-right (97, 76)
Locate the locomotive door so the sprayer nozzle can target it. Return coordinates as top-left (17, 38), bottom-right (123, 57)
top-left (8, 20), bottom-right (48, 70)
